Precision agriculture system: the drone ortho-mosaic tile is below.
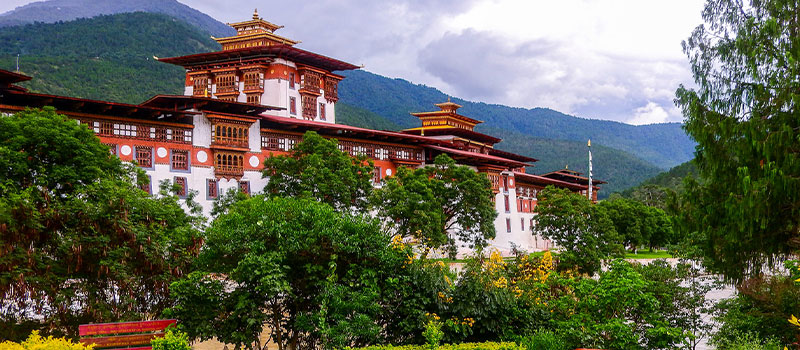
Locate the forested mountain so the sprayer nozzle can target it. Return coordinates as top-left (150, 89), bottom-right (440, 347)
top-left (338, 70), bottom-right (695, 169)
top-left (0, 12), bottom-right (679, 196)
top-left (619, 160), bottom-right (698, 197)
top-left (0, 0), bottom-right (235, 36)
top-left (0, 13), bottom-right (219, 103)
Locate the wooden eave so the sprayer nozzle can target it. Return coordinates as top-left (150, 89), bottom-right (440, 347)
top-left (140, 95), bottom-right (283, 116)
top-left (158, 45), bottom-right (360, 72)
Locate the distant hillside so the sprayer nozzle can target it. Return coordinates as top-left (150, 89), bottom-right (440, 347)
top-left (338, 70), bottom-right (696, 170)
top-left (619, 160), bottom-right (698, 197)
top-left (0, 12), bottom-right (220, 103)
top-left (0, 0), bottom-right (235, 36)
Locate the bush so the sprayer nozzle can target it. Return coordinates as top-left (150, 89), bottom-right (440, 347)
top-left (515, 330), bottom-right (569, 350)
top-left (710, 331), bottom-right (783, 350)
top-left (151, 329), bottom-right (190, 350)
top-left (347, 342), bottom-right (524, 350)
top-left (0, 331), bottom-right (91, 350)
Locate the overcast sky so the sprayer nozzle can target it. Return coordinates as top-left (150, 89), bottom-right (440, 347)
top-left (0, 0), bottom-right (705, 125)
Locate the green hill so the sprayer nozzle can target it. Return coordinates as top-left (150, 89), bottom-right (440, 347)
top-left (337, 70), bottom-right (696, 169)
top-left (0, 12), bottom-right (674, 197)
top-left (0, 0), bottom-right (235, 36)
top-left (0, 12), bottom-right (220, 103)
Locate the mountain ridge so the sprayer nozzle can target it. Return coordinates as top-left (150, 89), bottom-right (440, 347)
top-left (0, 0), bottom-right (235, 36)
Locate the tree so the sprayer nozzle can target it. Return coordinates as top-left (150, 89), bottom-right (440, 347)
top-left (262, 131), bottom-right (374, 212)
top-left (0, 108), bottom-right (204, 340)
top-left (534, 186), bottom-right (623, 275)
top-left (371, 154), bottom-right (497, 257)
top-left (167, 196), bottom-right (405, 350)
top-left (675, 0), bottom-right (800, 281)
top-left (600, 197), bottom-right (676, 251)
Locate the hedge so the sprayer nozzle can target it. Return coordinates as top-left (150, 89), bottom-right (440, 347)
top-left (348, 342), bottom-right (525, 350)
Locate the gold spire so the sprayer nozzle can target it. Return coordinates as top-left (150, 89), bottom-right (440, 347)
top-left (253, 8), bottom-right (259, 20)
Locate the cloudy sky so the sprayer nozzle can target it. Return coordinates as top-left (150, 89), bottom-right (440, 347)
top-left (0, 0), bottom-right (704, 125)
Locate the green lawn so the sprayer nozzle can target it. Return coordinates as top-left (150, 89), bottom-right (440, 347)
top-left (624, 249), bottom-right (673, 259)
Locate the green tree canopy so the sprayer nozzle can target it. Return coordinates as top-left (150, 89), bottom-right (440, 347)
top-left (167, 196), bottom-right (405, 350)
top-left (0, 108), bottom-right (203, 340)
top-left (262, 131), bottom-right (375, 212)
top-left (371, 154), bottom-right (497, 257)
top-left (534, 186), bottom-right (623, 275)
top-left (600, 197), bottom-right (675, 251)
top-left (675, 0), bottom-right (800, 281)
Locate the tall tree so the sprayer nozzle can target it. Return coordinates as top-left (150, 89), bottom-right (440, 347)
top-left (534, 186), bottom-right (623, 275)
top-left (675, 0), bottom-right (800, 281)
top-left (371, 154), bottom-right (497, 257)
top-left (167, 196), bottom-right (404, 350)
top-left (0, 108), bottom-right (204, 340)
top-left (262, 131), bottom-right (374, 212)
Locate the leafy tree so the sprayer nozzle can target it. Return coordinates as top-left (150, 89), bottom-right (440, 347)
top-left (600, 197), bottom-right (675, 251)
top-left (167, 196), bottom-right (405, 350)
top-left (549, 260), bottom-right (688, 350)
top-left (372, 154), bottom-right (497, 257)
top-left (0, 108), bottom-right (204, 340)
top-left (534, 186), bottom-right (623, 275)
top-left (675, 0), bottom-right (800, 281)
top-left (263, 131), bottom-right (375, 212)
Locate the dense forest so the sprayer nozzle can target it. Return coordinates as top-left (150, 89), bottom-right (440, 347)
top-left (0, 12), bottom-right (683, 195)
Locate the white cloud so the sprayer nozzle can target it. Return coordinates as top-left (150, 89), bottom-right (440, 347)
top-left (630, 102), bottom-right (670, 125)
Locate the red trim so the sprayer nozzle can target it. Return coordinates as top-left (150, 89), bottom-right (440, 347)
top-left (0, 69), bottom-right (32, 84)
top-left (259, 114), bottom-right (442, 145)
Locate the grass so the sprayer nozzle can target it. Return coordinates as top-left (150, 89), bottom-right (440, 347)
top-left (624, 249), bottom-right (673, 259)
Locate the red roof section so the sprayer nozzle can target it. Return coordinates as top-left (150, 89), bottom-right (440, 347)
top-left (426, 145), bottom-right (530, 168)
top-left (513, 172), bottom-right (589, 191)
top-left (0, 69), bottom-right (32, 85)
top-left (401, 127), bottom-right (502, 144)
top-left (158, 44), bottom-right (360, 72)
top-left (541, 169), bottom-right (607, 185)
top-left (259, 114), bottom-right (443, 145)
top-left (0, 89), bottom-right (196, 121)
top-left (140, 95), bottom-right (282, 116)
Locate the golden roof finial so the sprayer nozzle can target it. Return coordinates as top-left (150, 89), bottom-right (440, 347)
top-left (253, 8), bottom-right (259, 20)
top-left (447, 96), bottom-right (451, 103)
top-left (565, 164), bottom-right (569, 170)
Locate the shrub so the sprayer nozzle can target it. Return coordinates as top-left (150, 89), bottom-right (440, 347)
top-left (151, 329), bottom-right (190, 350)
top-left (0, 331), bottom-right (92, 350)
top-left (347, 342), bottom-right (524, 350)
top-left (515, 330), bottom-right (569, 350)
top-left (710, 331), bottom-right (783, 350)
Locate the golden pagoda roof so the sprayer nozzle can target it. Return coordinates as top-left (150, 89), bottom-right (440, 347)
top-left (214, 9), bottom-right (299, 47)
top-left (227, 9), bottom-right (283, 32)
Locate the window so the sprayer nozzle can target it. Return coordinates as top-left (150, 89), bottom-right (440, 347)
top-left (506, 218), bottom-right (511, 233)
top-left (319, 103), bottom-right (326, 120)
top-left (104, 143), bottom-right (117, 156)
top-left (135, 146), bottom-right (153, 168)
top-left (301, 94), bottom-right (317, 119)
top-left (207, 179), bottom-right (218, 199)
top-left (373, 167), bottom-right (382, 184)
top-left (530, 218), bottom-right (535, 231)
top-left (174, 176), bottom-right (187, 197)
top-left (171, 150), bottom-right (189, 170)
top-left (290, 97), bottom-right (297, 115)
top-left (520, 218), bottom-right (525, 231)
top-left (246, 94), bottom-right (260, 104)
top-left (239, 181), bottom-right (250, 195)
top-left (289, 72), bottom-right (295, 89)
top-left (504, 195), bottom-right (510, 213)
top-left (502, 175), bottom-right (509, 192)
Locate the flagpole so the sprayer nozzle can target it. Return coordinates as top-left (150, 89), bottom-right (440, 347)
top-left (588, 139), bottom-right (593, 201)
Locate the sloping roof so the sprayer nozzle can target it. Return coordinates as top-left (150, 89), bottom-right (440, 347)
top-left (158, 44), bottom-right (360, 72)
top-left (0, 69), bottom-right (32, 85)
top-left (401, 127), bottom-right (502, 144)
top-left (425, 145), bottom-right (530, 168)
top-left (140, 95), bottom-right (282, 117)
top-left (541, 170), bottom-right (607, 185)
top-left (0, 89), bottom-right (196, 121)
top-left (513, 172), bottom-right (589, 191)
top-left (259, 114), bottom-right (441, 145)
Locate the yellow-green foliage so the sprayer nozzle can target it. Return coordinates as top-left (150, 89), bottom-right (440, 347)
top-left (0, 331), bottom-right (93, 350)
top-left (347, 342), bottom-right (523, 350)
